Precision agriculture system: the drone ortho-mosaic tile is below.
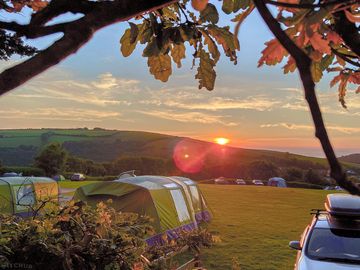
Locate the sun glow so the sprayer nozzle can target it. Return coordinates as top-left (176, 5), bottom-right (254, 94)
top-left (214, 137), bottom-right (229, 145)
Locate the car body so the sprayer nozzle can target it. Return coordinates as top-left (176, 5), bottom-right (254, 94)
top-left (70, 173), bottom-right (86, 181)
top-left (252, 180), bottom-right (264, 186)
top-left (214, 177), bottom-right (229, 185)
top-left (289, 194), bottom-right (360, 270)
top-left (235, 179), bottom-right (246, 185)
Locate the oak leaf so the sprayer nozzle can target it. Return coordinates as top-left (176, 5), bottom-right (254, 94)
top-left (258, 39), bottom-right (288, 67)
top-left (148, 54), bottom-right (172, 82)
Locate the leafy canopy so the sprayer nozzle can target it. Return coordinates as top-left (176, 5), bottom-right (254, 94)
top-left (119, 0), bottom-right (359, 107)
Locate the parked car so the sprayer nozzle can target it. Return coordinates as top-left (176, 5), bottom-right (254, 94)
top-left (214, 177), bottom-right (230, 185)
top-left (252, 180), bottom-right (264, 186)
top-left (235, 179), bottom-right (246, 185)
top-left (70, 173), bottom-right (86, 181)
top-left (289, 194), bottom-right (360, 269)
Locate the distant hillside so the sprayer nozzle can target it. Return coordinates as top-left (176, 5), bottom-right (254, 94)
top-left (339, 154), bottom-right (360, 164)
top-left (0, 129), bottom-right (358, 176)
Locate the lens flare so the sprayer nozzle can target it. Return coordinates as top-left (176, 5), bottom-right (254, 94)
top-left (214, 137), bottom-right (229, 145)
top-left (173, 139), bottom-right (206, 173)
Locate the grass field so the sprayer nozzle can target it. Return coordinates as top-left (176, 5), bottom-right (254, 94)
top-left (59, 182), bottom-right (334, 270)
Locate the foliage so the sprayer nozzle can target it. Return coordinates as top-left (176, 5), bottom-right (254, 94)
top-left (34, 143), bottom-right (68, 176)
top-left (0, 199), bottom-right (214, 270)
top-left (117, 0), bottom-right (360, 105)
top-left (245, 160), bottom-right (279, 180)
top-left (0, 29), bottom-right (37, 60)
top-left (282, 167), bottom-right (303, 182)
top-left (0, 200), bottom-right (152, 270)
top-left (0, 166), bottom-right (44, 176)
top-left (303, 168), bottom-right (325, 185)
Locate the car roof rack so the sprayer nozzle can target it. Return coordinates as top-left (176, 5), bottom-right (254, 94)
top-left (310, 209), bottom-right (327, 218)
top-left (325, 194), bottom-right (360, 219)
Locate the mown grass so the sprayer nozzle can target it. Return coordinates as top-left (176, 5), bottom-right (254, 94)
top-left (58, 182), bottom-right (338, 269)
top-left (199, 185), bottom-right (335, 270)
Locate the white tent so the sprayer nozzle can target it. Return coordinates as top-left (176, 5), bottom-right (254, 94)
top-left (268, 177), bottom-right (287, 187)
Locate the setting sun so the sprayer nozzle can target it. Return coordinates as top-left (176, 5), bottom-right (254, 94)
top-left (214, 137), bottom-right (230, 145)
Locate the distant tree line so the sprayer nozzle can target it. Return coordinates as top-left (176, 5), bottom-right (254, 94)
top-left (30, 143), bottom-right (333, 187)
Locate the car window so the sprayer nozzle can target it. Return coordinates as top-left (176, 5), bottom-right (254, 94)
top-left (306, 228), bottom-right (360, 264)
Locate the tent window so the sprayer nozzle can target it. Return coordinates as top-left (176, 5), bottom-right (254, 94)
top-left (13, 185), bottom-right (35, 211)
top-left (163, 183), bottom-right (178, 189)
top-left (169, 189), bottom-right (190, 223)
top-left (189, 186), bottom-right (200, 210)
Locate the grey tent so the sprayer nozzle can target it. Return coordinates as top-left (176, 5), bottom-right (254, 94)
top-left (268, 177), bottom-right (287, 187)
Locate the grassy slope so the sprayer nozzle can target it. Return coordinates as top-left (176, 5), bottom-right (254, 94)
top-left (59, 181), bottom-right (335, 270)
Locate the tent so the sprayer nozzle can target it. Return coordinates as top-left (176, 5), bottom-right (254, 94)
top-left (168, 176), bottom-right (211, 224)
top-left (0, 177), bottom-right (59, 217)
top-left (53, 175), bottom-right (65, 181)
top-left (268, 177), bottom-right (287, 187)
top-left (74, 175), bottom-right (211, 245)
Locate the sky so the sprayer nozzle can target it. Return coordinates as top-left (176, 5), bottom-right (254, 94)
top-left (0, 4), bottom-right (359, 157)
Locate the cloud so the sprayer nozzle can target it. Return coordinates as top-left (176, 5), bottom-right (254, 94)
top-left (9, 72), bottom-right (139, 107)
top-left (0, 108), bottom-right (121, 122)
top-left (260, 122), bottom-right (360, 134)
top-left (136, 110), bottom-right (238, 126)
top-left (162, 96), bottom-right (280, 111)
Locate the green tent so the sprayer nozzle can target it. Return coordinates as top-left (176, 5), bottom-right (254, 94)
top-left (168, 176), bottom-right (211, 224)
top-left (74, 175), bottom-right (211, 245)
top-left (0, 177), bottom-right (59, 217)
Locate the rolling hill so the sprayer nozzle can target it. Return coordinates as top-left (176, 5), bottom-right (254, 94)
top-left (0, 129), bottom-right (359, 176)
top-left (339, 153), bottom-right (360, 164)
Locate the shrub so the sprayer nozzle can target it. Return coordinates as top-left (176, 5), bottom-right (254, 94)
top-left (0, 201), bottom-right (214, 270)
top-left (287, 181), bottom-right (323, 190)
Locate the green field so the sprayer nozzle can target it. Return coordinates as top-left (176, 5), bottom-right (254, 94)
top-left (59, 182), bottom-right (334, 270)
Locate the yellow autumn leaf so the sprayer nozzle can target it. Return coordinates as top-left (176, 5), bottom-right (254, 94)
top-left (171, 43), bottom-right (186, 68)
top-left (148, 54), bottom-right (172, 82)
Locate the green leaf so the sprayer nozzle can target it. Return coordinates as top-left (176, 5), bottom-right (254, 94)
top-left (171, 43), bottom-right (186, 68)
top-left (222, 0), bottom-right (233, 14)
top-left (320, 55), bottom-right (334, 71)
top-left (311, 62), bottom-right (323, 83)
top-left (148, 54), bottom-right (172, 82)
top-left (233, 0), bottom-right (250, 12)
top-left (208, 26), bottom-right (239, 52)
top-left (222, 0), bottom-right (249, 14)
top-left (196, 50), bottom-right (216, 90)
top-left (120, 28), bottom-right (137, 57)
top-left (200, 3), bottom-right (219, 24)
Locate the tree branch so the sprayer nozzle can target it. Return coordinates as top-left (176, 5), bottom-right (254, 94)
top-left (264, 0), bottom-right (355, 9)
top-left (0, 0), bottom-right (177, 95)
top-left (253, 0), bottom-right (360, 195)
top-left (331, 48), bottom-right (360, 68)
top-left (0, 21), bottom-right (66, 38)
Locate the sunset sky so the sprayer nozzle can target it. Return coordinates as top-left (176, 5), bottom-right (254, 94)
top-left (0, 6), bottom-right (359, 157)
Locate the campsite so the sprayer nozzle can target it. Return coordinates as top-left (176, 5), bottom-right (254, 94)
top-left (57, 180), bottom-right (334, 269)
top-left (1, 0), bottom-right (360, 269)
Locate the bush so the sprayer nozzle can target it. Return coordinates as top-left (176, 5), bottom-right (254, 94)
top-left (304, 169), bottom-right (326, 185)
top-left (0, 201), bottom-right (152, 270)
top-left (283, 168), bottom-right (303, 182)
top-left (0, 201), bottom-right (214, 270)
top-left (287, 181), bottom-right (323, 190)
